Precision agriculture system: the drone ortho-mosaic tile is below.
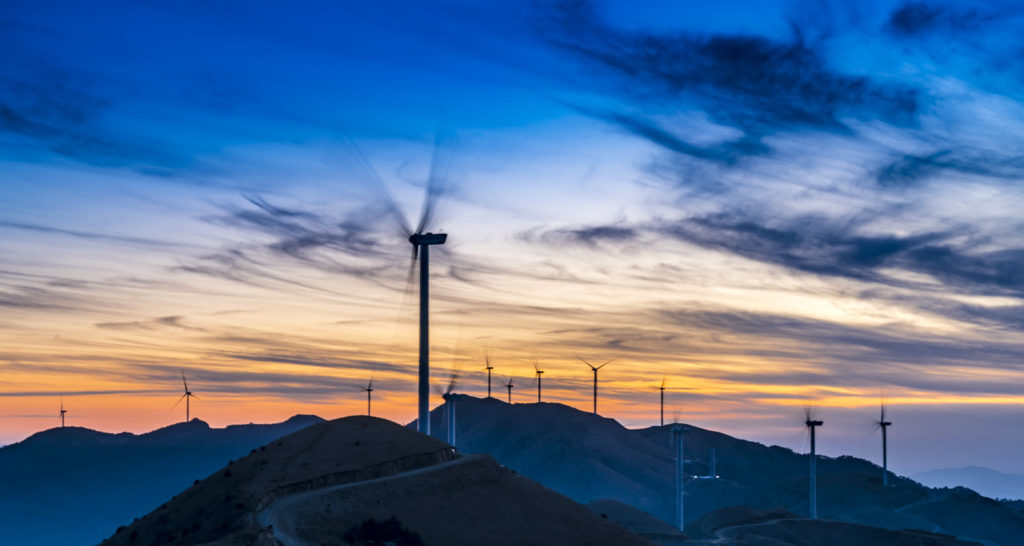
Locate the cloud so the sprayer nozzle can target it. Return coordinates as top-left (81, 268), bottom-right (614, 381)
top-left (542, 0), bottom-right (919, 156)
top-left (95, 315), bottom-right (204, 332)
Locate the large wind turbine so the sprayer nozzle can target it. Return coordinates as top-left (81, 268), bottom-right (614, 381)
top-left (346, 133), bottom-right (451, 436)
top-left (484, 354), bottom-right (494, 399)
top-left (505, 376), bottom-right (515, 403)
top-left (878, 402), bottom-right (892, 486)
top-left (578, 357), bottom-right (614, 415)
top-left (533, 360), bottom-right (545, 403)
top-left (173, 370), bottom-right (197, 423)
top-left (364, 379), bottom-right (374, 417)
top-left (59, 394), bottom-right (67, 428)
top-left (805, 408), bottom-right (823, 519)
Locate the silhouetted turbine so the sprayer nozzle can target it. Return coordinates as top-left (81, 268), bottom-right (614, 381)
top-left (345, 132), bottom-right (451, 436)
top-left (878, 402), bottom-right (892, 486)
top-left (805, 408), bottom-right (823, 519)
top-left (658, 378), bottom-right (667, 427)
top-left (364, 379), bottom-right (374, 417)
top-left (505, 376), bottom-right (515, 404)
top-left (172, 370), bottom-right (197, 423)
top-left (484, 354), bottom-right (494, 399)
top-left (578, 357), bottom-right (613, 415)
top-left (59, 394), bottom-right (67, 428)
top-left (533, 360), bottom-right (544, 403)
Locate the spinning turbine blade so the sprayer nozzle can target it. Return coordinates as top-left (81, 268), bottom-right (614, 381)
top-left (342, 132), bottom-right (413, 237)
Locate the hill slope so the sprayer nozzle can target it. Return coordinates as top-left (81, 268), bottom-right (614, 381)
top-left (101, 416), bottom-right (652, 546)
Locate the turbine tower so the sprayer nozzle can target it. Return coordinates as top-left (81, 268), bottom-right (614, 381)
top-left (878, 402), bottom-right (892, 486)
top-left (484, 354), bottom-right (494, 398)
top-left (659, 378), bottom-right (667, 427)
top-left (672, 423), bottom-right (690, 532)
top-left (364, 379), bottom-right (374, 417)
top-left (533, 360), bottom-right (544, 403)
top-left (505, 376), bottom-right (515, 404)
top-left (173, 370), bottom-right (197, 423)
top-left (438, 372), bottom-right (459, 447)
top-left (59, 395), bottom-right (67, 428)
top-left (805, 409), bottom-right (823, 519)
top-left (578, 357), bottom-right (613, 415)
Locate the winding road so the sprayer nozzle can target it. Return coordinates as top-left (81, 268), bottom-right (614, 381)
top-left (256, 454), bottom-right (482, 546)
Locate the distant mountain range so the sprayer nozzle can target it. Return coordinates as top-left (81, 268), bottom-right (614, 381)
top-left (914, 466), bottom-right (1024, 501)
top-left (0, 415), bottom-right (322, 545)
top-left (5, 398), bottom-right (1024, 545)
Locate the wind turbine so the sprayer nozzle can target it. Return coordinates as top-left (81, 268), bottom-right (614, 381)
top-left (484, 354), bottom-right (494, 398)
top-left (659, 378), bottom-right (667, 426)
top-left (805, 408), bottom-right (823, 519)
top-left (437, 372), bottom-right (459, 447)
top-left (172, 370), bottom-right (197, 423)
top-left (364, 379), bottom-right (374, 417)
top-left (578, 357), bottom-right (614, 415)
top-left (672, 423), bottom-right (690, 532)
top-left (345, 133), bottom-right (451, 436)
top-left (59, 394), bottom-right (67, 428)
top-left (878, 401), bottom-right (892, 486)
top-left (533, 360), bottom-right (545, 403)
top-left (505, 376), bottom-right (515, 404)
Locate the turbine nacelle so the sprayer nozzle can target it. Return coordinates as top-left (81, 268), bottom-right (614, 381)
top-left (805, 419), bottom-right (823, 427)
top-left (409, 233), bottom-right (448, 246)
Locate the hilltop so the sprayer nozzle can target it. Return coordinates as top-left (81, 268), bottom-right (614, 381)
top-left (421, 395), bottom-right (1024, 545)
top-left (0, 415), bottom-right (322, 545)
top-left (101, 416), bottom-right (651, 546)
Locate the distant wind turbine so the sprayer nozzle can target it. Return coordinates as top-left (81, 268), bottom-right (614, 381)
top-left (533, 360), bottom-right (544, 403)
top-left (672, 423), bottom-right (690, 532)
top-left (172, 370), bottom-right (197, 423)
top-left (505, 376), bottom-right (515, 404)
top-left (805, 407), bottom-right (823, 519)
top-left (364, 379), bottom-right (374, 417)
top-left (437, 372), bottom-right (459, 447)
top-left (484, 354), bottom-right (494, 399)
top-left (59, 394), bottom-right (67, 428)
top-left (578, 357), bottom-right (614, 415)
top-left (346, 132), bottom-right (451, 436)
top-left (659, 378), bottom-right (667, 427)
top-left (878, 401), bottom-right (892, 486)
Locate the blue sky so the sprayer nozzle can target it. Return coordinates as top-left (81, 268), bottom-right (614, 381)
top-left (3, 0), bottom-right (1024, 475)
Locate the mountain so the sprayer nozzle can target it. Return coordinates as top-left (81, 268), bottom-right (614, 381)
top-left (422, 395), bottom-right (1024, 545)
top-left (914, 466), bottom-right (1024, 501)
top-left (100, 416), bottom-right (652, 546)
top-left (0, 415), bottom-right (323, 545)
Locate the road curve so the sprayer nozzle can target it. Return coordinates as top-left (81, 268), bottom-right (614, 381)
top-left (256, 453), bottom-right (482, 546)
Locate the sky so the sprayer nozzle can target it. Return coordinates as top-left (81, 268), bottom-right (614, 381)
top-left (3, 0), bottom-right (1024, 475)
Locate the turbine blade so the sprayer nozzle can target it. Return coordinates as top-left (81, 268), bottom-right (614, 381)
top-left (577, 356), bottom-right (595, 370)
top-left (597, 358), bottom-right (615, 370)
top-left (181, 370), bottom-right (188, 391)
top-left (416, 131), bottom-right (455, 234)
top-left (660, 377), bottom-right (667, 389)
top-left (171, 394), bottom-right (187, 409)
top-left (342, 132), bottom-right (413, 236)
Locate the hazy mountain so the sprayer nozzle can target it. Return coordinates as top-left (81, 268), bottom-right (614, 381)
top-left (914, 466), bottom-right (1024, 501)
top-left (424, 395), bottom-right (1024, 545)
top-left (0, 415), bottom-right (323, 545)
top-left (100, 416), bottom-right (651, 546)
